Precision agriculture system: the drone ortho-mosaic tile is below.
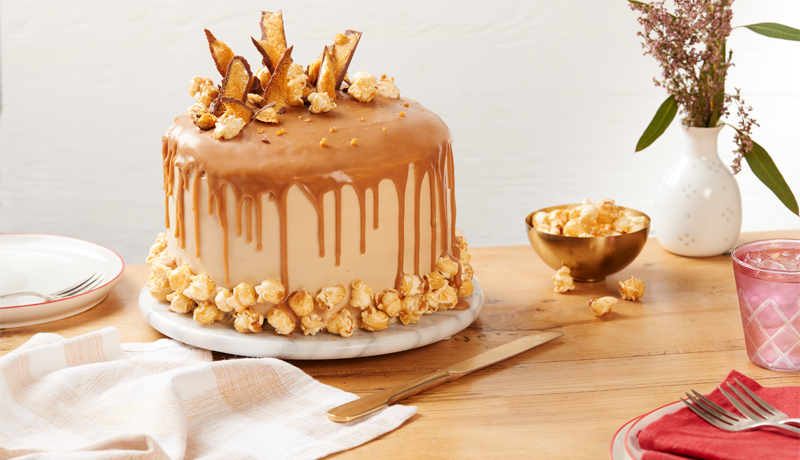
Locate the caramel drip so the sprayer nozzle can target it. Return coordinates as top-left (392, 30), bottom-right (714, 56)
top-left (445, 146), bottom-right (462, 290)
top-left (428, 166), bottom-right (437, 272)
top-left (192, 169), bottom-right (202, 257)
top-left (255, 196), bottom-right (263, 251)
top-left (162, 92), bottom-right (453, 293)
top-left (454, 299), bottom-right (470, 310)
top-left (334, 187), bottom-right (342, 266)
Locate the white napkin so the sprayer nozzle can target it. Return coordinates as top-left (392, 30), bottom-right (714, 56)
top-left (0, 327), bottom-right (416, 459)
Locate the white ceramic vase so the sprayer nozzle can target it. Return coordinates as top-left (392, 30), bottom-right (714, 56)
top-left (654, 125), bottom-right (742, 257)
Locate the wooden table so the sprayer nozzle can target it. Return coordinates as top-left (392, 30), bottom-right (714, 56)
top-left (3, 230), bottom-right (799, 459)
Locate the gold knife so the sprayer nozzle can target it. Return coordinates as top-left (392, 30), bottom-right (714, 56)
top-left (327, 330), bottom-right (564, 422)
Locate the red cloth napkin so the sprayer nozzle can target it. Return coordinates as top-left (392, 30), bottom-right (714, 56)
top-left (638, 370), bottom-right (800, 460)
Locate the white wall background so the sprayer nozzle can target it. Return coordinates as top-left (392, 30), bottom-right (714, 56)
top-left (1, 0), bottom-right (798, 264)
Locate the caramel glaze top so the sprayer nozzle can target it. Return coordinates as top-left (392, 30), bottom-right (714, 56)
top-left (162, 90), bottom-right (462, 295)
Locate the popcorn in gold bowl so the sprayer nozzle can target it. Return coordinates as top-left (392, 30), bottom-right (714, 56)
top-left (525, 199), bottom-right (650, 282)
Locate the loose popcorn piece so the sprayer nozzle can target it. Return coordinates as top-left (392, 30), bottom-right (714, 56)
top-left (213, 108), bottom-right (248, 140)
top-left (147, 272), bottom-right (172, 302)
top-left (234, 307), bottom-right (264, 333)
top-left (424, 271), bottom-right (446, 292)
top-left (286, 62), bottom-right (308, 107)
top-left (168, 263), bottom-right (194, 292)
top-left (316, 285), bottom-right (346, 310)
top-left (376, 74), bottom-right (400, 98)
top-left (462, 264), bottom-right (474, 281)
top-left (287, 290), bottom-right (315, 317)
top-left (347, 71), bottom-right (377, 103)
top-left (307, 92), bottom-right (336, 114)
top-left (255, 279), bottom-right (285, 304)
top-left (552, 266), bottom-right (575, 293)
top-left (436, 256), bottom-right (459, 279)
top-left (267, 306), bottom-right (296, 336)
top-left (167, 291), bottom-right (196, 314)
top-left (398, 274), bottom-right (422, 298)
top-left (188, 76), bottom-right (219, 109)
top-left (330, 31), bottom-right (362, 89)
top-left (326, 308), bottom-right (355, 337)
top-left (350, 280), bottom-right (374, 310)
top-left (618, 276), bottom-right (645, 301)
top-left (459, 279), bottom-right (475, 298)
top-left (193, 301), bottom-right (226, 325)
top-left (531, 199), bottom-right (648, 237)
top-left (589, 296), bottom-right (618, 317)
top-left (184, 273), bottom-right (216, 302)
top-left (301, 313), bottom-right (325, 336)
top-left (399, 296), bottom-right (423, 325)
top-left (435, 284), bottom-right (458, 311)
top-left (361, 306), bottom-right (389, 331)
top-left (376, 289), bottom-right (403, 317)
top-left (227, 282), bottom-right (257, 313)
top-left (204, 29), bottom-right (234, 77)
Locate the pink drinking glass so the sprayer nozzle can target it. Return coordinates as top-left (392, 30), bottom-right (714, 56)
top-left (731, 239), bottom-right (800, 372)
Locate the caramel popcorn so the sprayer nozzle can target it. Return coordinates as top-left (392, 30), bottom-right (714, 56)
top-left (316, 285), bottom-right (346, 310)
top-left (589, 296), bottom-right (618, 316)
top-left (255, 106), bottom-right (279, 124)
top-left (361, 306), bottom-right (389, 331)
top-left (247, 94), bottom-right (264, 106)
top-left (424, 271), bottom-right (446, 292)
top-left (214, 287), bottom-right (234, 312)
top-left (167, 291), bottom-right (196, 314)
top-left (399, 296), bottom-right (423, 325)
top-left (462, 264), bottom-right (474, 281)
top-left (350, 280), bottom-right (374, 310)
top-left (347, 71), bottom-right (377, 103)
top-left (618, 276), bottom-right (645, 301)
top-left (420, 292), bottom-right (439, 314)
top-left (267, 306), bottom-right (296, 336)
top-left (227, 282), bottom-right (257, 313)
top-left (255, 279), bottom-right (285, 304)
top-left (151, 256), bottom-right (176, 281)
top-left (255, 67), bottom-right (271, 90)
top-left (376, 75), bottom-right (400, 98)
top-left (307, 92), bottom-right (336, 114)
top-left (234, 307), bottom-right (264, 333)
top-left (435, 284), bottom-right (458, 310)
top-left (188, 76), bottom-right (218, 108)
top-left (398, 274), bottom-right (422, 298)
top-left (531, 199), bottom-right (648, 237)
top-left (376, 289), bottom-right (403, 317)
top-left (147, 272), bottom-right (172, 302)
top-left (552, 266), bottom-right (575, 293)
top-left (193, 301), bottom-right (226, 325)
top-left (326, 308), bottom-right (355, 337)
top-left (184, 273), bottom-right (216, 302)
top-left (300, 313), bottom-right (325, 336)
top-left (213, 109), bottom-right (247, 140)
top-left (168, 263), bottom-right (194, 292)
top-left (286, 62), bottom-right (308, 107)
top-left (287, 290), bottom-right (314, 317)
top-left (436, 256), bottom-right (459, 279)
top-left (147, 233), bottom-right (168, 264)
top-left (459, 279), bottom-right (475, 298)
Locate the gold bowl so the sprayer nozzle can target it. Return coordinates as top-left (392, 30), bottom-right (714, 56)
top-left (525, 205), bottom-right (651, 282)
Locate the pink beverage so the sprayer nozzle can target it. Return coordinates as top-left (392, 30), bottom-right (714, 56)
top-left (731, 239), bottom-right (800, 371)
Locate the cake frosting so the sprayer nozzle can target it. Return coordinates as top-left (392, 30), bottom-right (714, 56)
top-left (147, 12), bottom-right (474, 337)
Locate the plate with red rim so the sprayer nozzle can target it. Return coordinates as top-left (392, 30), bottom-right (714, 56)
top-left (610, 415), bottom-right (641, 460)
top-left (623, 401), bottom-right (684, 460)
top-left (0, 234), bottom-right (124, 329)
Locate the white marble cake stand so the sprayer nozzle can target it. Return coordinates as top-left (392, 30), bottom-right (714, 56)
top-left (138, 280), bottom-right (484, 359)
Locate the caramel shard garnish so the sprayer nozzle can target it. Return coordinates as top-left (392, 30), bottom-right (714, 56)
top-left (306, 55), bottom-right (322, 85)
top-left (217, 97), bottom-right (254, 124)
top-left (251, 37), bottom-right (277, 73)
top-left (261, 46), bottom-right (294, 111)
top-left (254, 103), bottom-right (279, 124)
top-left (331, 30), bottom-right (362, 90)
top-left (194, 112), bottom-right (217, 130)
top-left (204, 29), bottom-right (234, 78)
top-left (213, 56), bottom-right (253, 117)
top-left (316, 46), bottom-right (337, 99)
top-left (260, 11), bottom-right (287, 70)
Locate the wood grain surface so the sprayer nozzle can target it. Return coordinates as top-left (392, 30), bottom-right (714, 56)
top-left (2, 230), bottom-right (799, 459)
